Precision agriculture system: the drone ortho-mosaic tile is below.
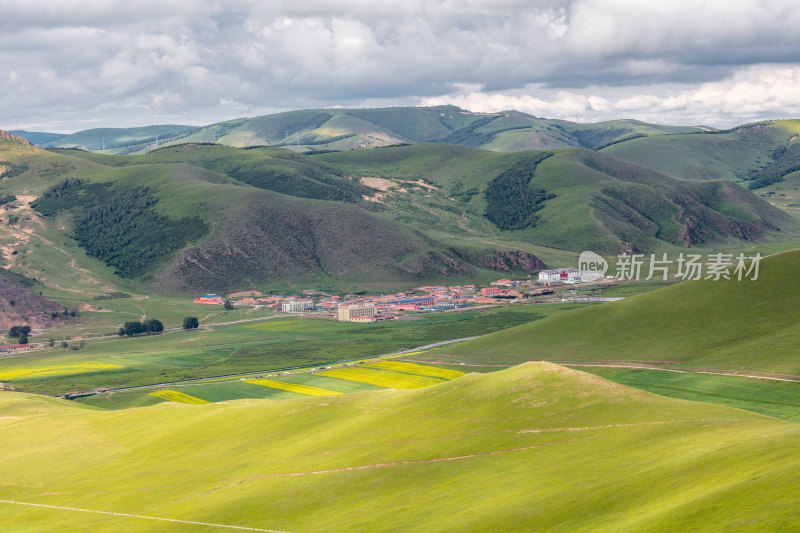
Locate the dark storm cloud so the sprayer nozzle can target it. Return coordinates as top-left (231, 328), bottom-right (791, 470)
top-left (2, 0), bottom-right (800, 131)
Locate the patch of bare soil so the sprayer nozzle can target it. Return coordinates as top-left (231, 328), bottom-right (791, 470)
top-left (409, 178), bottom-right (438, 190)
top-left (362, 192), bottom-right (387, 204)
top-left (360, 176), bottom-right (397, 191)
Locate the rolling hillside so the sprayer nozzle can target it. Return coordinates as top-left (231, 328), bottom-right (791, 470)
top-left (8, 130), bottom-right (67, 146)
top-left (36, 124), bottom-right (197, 154)
top-left (2, 362), bottom-right (799, 531)
top-left (604, 119), bottom-right (800, 185)
top-left (1, 142), bottom-right (557, 294)
top-left (443, 249), bottom-right (800, 375)
top-left (317, 144), bottom-right (795, 255)
top-left (23, 106), bottom-right (711, 154)
top-left (1, 135), bottom-right (796, 294)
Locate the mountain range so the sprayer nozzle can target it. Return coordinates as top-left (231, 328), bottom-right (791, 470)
top-left (13, 106), bottom-right (710, 154)
top-left (2, 107), bottom-right (799, 294)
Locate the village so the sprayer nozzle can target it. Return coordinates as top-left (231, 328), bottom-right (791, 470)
top-left (192, 267), bottom-right (616, 323)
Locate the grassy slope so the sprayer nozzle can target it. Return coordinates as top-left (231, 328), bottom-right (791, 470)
top-left (604, 120), bottom-right (800, 182)
top-left (40, 125), bottom-right (197, 152)
top-left (577, 366), bottom-right (800, 422)
top-left (59, 107), bottom-right (717, 154)
top-left (1, 144), bottom-right (476, 294)
top-left (318, 144), bottom-right (794, 255)
top-left (1, 362), bottom-right (799, 532)
top-left (8, 130), bottom-right (67, 145)
top-left (3, 140), bottom-right (797, 298)
top-left (444, 250), bottom-right (800, 374)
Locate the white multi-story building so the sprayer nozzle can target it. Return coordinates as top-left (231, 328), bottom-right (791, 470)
top-left (281, 299), bottom-right (314, 313)
top-left (338, 304), bottom-right (376, 322)
top-left (538, 268), bottom-right (580, 284)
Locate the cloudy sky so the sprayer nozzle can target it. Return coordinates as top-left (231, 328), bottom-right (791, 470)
top-left (2, 0), bottom-right (800, 132)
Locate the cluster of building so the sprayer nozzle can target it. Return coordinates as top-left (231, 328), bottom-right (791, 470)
top-left (192, 268), bottom-right (610, 323)
top-left (200, 282), bottom-right (557, 322)
top-left (0, 344), bottom-right (30, 353)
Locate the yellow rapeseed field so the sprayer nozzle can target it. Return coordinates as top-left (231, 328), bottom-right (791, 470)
top-left (0, 362), bottom-right (123, 381)
top-left (148, 390), bottom-right (210, 404)
top-left (317, 366), bottom-right (446, 389)
top-left (244, 379), bottom-right (342, 396)
top-left (365, 361), bottom-right (465, 380)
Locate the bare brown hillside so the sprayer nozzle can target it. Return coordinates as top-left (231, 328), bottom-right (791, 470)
top-left (0, 278), bottom-right (61, 332)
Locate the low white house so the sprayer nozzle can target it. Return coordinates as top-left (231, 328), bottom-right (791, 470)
top-left (281, 299), bottom-right (314, 313)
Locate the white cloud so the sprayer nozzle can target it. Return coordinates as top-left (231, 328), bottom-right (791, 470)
top-left (423, 64), bottom-right (800, 127)
top-left (1, 0), bottom-right (800, 131)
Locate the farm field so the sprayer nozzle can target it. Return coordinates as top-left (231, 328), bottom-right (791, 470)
top-left (76, 361), bottom-right (463, 408)
top-left (2, 363), bottom-right (800, 531)
top-left (243, 378), bottom-right (343, 396)
top-left (1, 303), bottom-right (579, 396)
top-left (317, 364), bottom-right (462, 389)
top-left (148, 389), bottom-right (210, 405)
top-left (576, 366), bottom-right (800, 422)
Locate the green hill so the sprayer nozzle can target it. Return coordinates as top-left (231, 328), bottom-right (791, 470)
top-left (444, 250), bottom-right (800, 375)
top-left (8, 130), bottom-right (67, 145)
top-left (171, 107), bottom-right (712, 153)
top-left (0, 137), bottom-right (795, 294)
top-left (2, 362), bottom-right (799, 531)
top-left (2, 142), bottom-right (558, 294)
top-left (604, 120), bottom-right (800, 185)
top-left (31, 107), bottom-right (713, 155)
top-left (318, 144), bottom-right (794, 255)
top-left (39, 125), bottom-right (197, 153)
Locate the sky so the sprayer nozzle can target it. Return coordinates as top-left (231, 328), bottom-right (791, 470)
top-left (2, 0), bottom-right (800, 132)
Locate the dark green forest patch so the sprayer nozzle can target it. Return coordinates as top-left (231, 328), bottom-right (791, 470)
top-left (484, 153), bottom-right (555, 230)
top-left (33, 179), bottom-right (207, 277)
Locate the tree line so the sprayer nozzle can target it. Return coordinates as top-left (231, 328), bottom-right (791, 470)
top-left (118, 319), bottom-right (164, 336)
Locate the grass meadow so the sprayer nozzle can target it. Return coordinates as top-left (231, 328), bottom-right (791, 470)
top-left (2, 363), bottom-right (799, 531)
top-left (2, 303), bottom-right (578, 396)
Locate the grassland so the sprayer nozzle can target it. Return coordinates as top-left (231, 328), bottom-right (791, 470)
top-left (76, 361), bottom-right (465, 408)
top-left (441, 250), bottom-right (800, 375)
top-left (31, 106), bottom-right (710, 154)
top-left (604, 119), bottom-right (800, 182)
top-left (318, 144), bottom-right (794, 255)
top-left (2, 362), bottom-right (799, 531)
top-left (3, 131), bottom-right (798, 303)
top-left (1, 304), bottom-right (574, 396)
top-left (575, 366), bottom-right (800, 422)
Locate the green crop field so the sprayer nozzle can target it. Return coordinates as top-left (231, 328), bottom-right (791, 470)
top-left (76, 369), bottom-right (388, 409)
top-left (2, 363), bottom-right (799, 532)
top-left (1, 304), bottom-right (576, 396)
top-left (575, 366), bottom-right (800, 422)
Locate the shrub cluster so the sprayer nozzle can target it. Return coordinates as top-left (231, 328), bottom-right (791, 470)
top-left (118, 319), bottom-right (164, 336)
top-left (748, 143), bottom-right (800, 189)
top-left (484, 154), bottom-right (555, 230)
